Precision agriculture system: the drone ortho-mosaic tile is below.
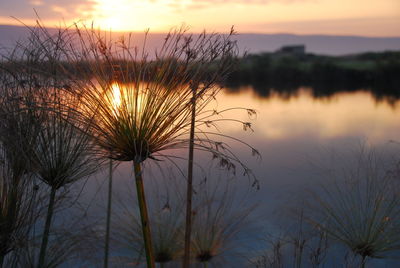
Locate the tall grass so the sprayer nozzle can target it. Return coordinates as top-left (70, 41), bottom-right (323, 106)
top-left (190, 176), bottom-right (256, 268)
top-left (60, 24), bottom-right (246, 267)
top-left (182, 27), bottom-right (241, 268)
top-left (112, 174), bottom-right (185, 268)
top-left (1, 21), bottom-right (259, 267)
top-left (1, 23), bottom-right (104, 268)
top-left (112, 172), bottom-right (256, 268)
top-left (32, 88), bottom-right (101, 268)
top-left (249, 210), bottom-right (329, 268)
top-left (309, 148), bottom-right (400, 267)
top-left (0, 143), bottom-right (40, 268)
top-left (0, 45), bottom-right (48, 268)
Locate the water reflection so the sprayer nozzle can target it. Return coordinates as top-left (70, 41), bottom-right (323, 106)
top-left (104, 85), bottom-right (400, 221)
top-left (213, 86), bottom-right (400, 267)
top-left (220, 86), bottom-right (400, 143)
top-left (80, 86), bottom-right (400, 267)
top-left (214, 86), bottom-right (400, 198)
top-left (105, 85), bottom-right (400, 220)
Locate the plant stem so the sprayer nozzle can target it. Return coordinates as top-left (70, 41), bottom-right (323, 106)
top-left (104, 159), bottom-right (113, 268)
top-left (133, 162), bottom-right (155, 268)
top-left (0, 254), bottom-right (4, 268)
top-left (360, 256), bottom-right (367, 268)
top-left (37, 186), bottom-right (57, 268)
top-left (183, 88), bottom-right (197, 268)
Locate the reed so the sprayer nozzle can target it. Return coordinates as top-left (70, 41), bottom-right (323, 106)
top-left (0, 143), bottom-right (40, 268)
top-left (112, 174), bottom-right (185, 268)
top-left (191, 177), bottom-right (256, 268)
top-left (309, 149), bottom-right (400, 267)
top-left (1, 23), bottom-right (103, 268)
top-left (64, 24), bottom-right (244, 268)
top-left (6, 83), bottom-right (101, 268)
top-left (1, 21), bottom-right (259, 267)
top-left (10, 217), bottom-right (102, 268)
top-left (0, 49), bottom-right (47, 268)
top-left (112, 172), bottom-right (256, 268)
top-left (248, 211), bottom-right (329, 268)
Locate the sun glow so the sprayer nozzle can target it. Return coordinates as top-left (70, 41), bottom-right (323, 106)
top-left (111, 83), bottom-right (121, 113)
top-left (109, 82), bottom-right (146, 117)
top-left (92, 0), bottom-right (177, 31)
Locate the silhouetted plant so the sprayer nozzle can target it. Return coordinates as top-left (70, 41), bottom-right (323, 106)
top-left (0, 144), bottom-right (41, 268)
top-left (59, 23), bottom-right (253, 268)
top-left (309, 149), bottom-right (400, 268)
top-left (8, 215), bottom-right (101, 268)
top-left (2, 21), bottom-right (259, 267)
top-left (191, 178), bottom-right (256, 268)
top-left (104, 159), bottom-right (114, 268)
top-left (181, 26), bottom-right (244, 268)
top-left (248, 211), bottom-right (329, 268)
top-left (27, 88), bottom-right (100, 268)
top-left (1, 24), bottom-right (103, 268)
top-left (0, 60), bottom-right (46, 268)
top-left (112, 172), bottom-right (256, 268)
top-left (113, 175), bottom-right (185, 268)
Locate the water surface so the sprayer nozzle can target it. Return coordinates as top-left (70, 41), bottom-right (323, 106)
top-left (82, 86), bottom-right (400, 267)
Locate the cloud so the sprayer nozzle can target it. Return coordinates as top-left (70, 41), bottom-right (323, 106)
top-left (29, 0), bottom-right (44, 6)
top-left (0, 0), bottom-right (98, 21)
top-left (164, 0), bottom-right (305, 12)
top-left (173, 0), bottom-right (301, 4)
top-left (249, 16), bottom-right (400, 37)
top-left (0, 0), bottom-right (305, 23)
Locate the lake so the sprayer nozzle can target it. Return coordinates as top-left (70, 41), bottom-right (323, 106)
top-left (77, 86), bottom-right (400, 267)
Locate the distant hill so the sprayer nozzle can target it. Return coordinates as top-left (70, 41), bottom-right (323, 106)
top-left (1, 24), bottom-right (400, 56)
top-left (235, 33), bottom-right (400, 56)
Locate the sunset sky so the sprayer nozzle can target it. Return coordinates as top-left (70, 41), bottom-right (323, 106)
top-left (0, 0), bottom-right (399, 36)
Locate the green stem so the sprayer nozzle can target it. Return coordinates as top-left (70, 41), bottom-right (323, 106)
top-left (183, 88), bottom-right (196, 268)
top-left (104, 159), bottom-right (113, 268)
top-left (37, 186), bottom-right (57, 268)
top-left (134, 162), bottom-right (155, 268)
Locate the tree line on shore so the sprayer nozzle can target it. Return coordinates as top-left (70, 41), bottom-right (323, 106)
top-left (225, 50), bottom-right (400, 100)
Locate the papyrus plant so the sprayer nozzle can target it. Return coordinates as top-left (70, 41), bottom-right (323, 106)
top-left (309, 149), bottom-right (400, 268)
top-left (191, 178), bottom-right (256, 268)
top-left (0, 141), bottom-right (40, 268)
top-left (1, 24), bottom-right (102, 268)
top-left (62, 24), bottom-right (243, 268)
top-left (112, 175), bottom-right (185, 268)
top-left (31, 88), bottom-right (101, 268)
top-left (0, 52), bottom-right (47, 268)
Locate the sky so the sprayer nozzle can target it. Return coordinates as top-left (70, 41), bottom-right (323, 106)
top-left (0, 0), bottom-right (399, 37)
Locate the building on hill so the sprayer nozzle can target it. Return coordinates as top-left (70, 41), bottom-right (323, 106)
top-left (277, 45), bottom-right (306, 55)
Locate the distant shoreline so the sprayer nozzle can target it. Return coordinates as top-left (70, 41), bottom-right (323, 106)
top-left (1, 24), bottom-right (400, 56)
top-left (226, 50), bottom-right (400, 100)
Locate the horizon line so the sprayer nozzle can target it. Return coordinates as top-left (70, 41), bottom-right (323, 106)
top-left (1, 23), bottom-right (400, 39)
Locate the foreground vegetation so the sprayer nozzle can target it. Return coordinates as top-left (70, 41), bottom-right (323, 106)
top-left (0, 23), bottom-right (258, 268)
top-left (0, 22), bottom-right (399, 268)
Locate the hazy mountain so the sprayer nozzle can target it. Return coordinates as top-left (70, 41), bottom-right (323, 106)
top-left (235, 33), bottom-right (400, 55)
top-left (1, 24), bottom-right (400, 56)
